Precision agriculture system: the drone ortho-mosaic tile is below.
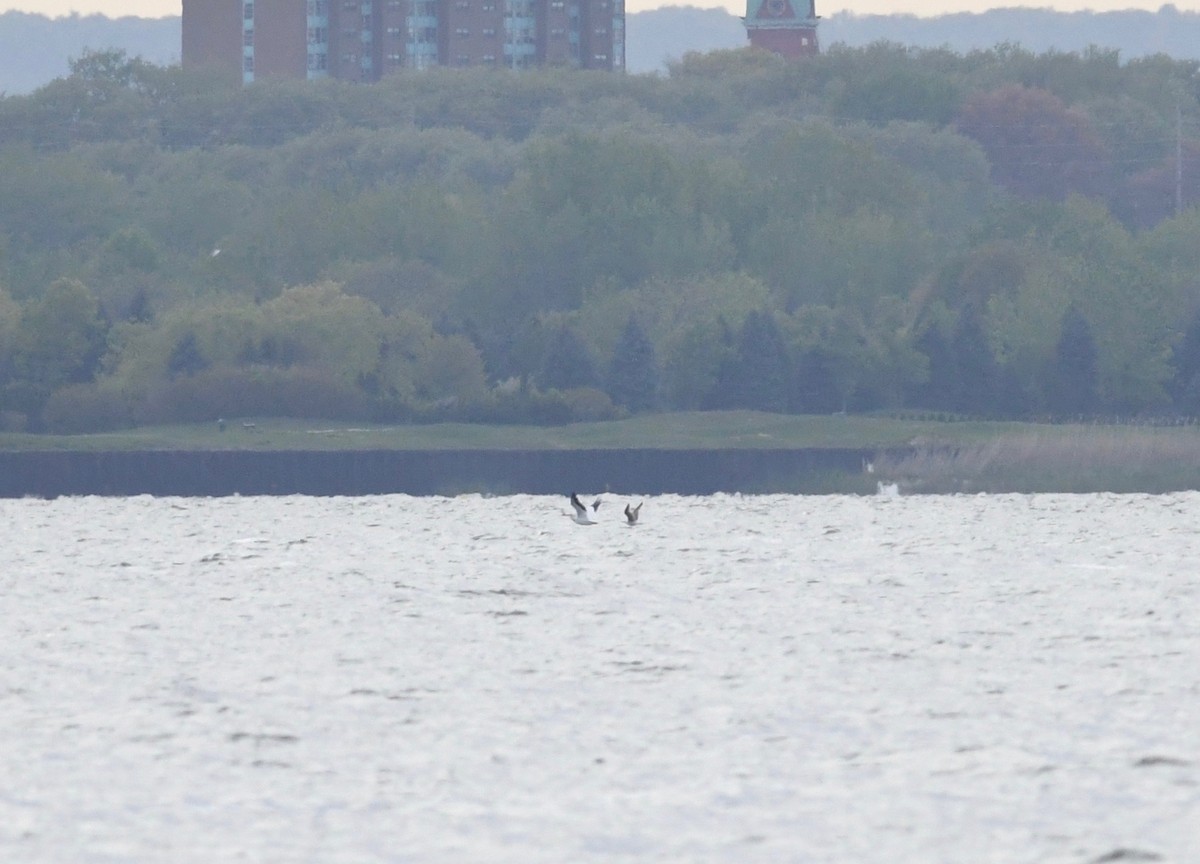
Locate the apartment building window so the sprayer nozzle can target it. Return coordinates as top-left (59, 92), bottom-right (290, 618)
top-left (243, 2), bottom-right (254, 20)
top-left (243, 28), bottom-right (254, 46)
top-left (482, 27), bottom-right (496, 35)
top-left (455, 1), bottom-right (470, 7)
top-left (308, 27), bottom-right (328, 42)
top-left (307, 0), bottom-right (328, 13)
top-left (244, 55), bottom-right (254, 71)
top-left (387, 52), bottom-right (402, 63)
top-left (594, 27), bottom-right (607, 35)
top-left (387, 26), bottom-right (402, 37)
top-left (308, 52), bottom-right (328, 69)
top-left (455, 27), bottom-right (470, 35)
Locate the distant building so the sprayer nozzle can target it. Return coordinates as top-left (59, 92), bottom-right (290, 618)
top-left (182, 0), bottom-right (625, 83)
top-left (743, 0), bottom-right (818, 58)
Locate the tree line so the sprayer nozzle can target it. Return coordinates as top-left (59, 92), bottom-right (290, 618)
top-left (3, 44), bottom-right (1200, 432)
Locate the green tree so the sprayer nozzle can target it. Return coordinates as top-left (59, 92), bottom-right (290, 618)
top-left (1044, 197), bottom-right (1172, 411)
top-left (414, 334), bottom-right (489, 408)
top-left (1050, 305), bottom-right (1100, 415)
top-left (910, 322), bottom-right (956, 410)
top-left (951, 304), bottom-right (997, 415)
top-left (0, 148), bottom-right (126, 249)
top-left (537, 326), bottom-right (597, 391)
top-left (662, 319), bottom-right (727, 410)
top-left (167, 331), bottom-right (209, 379)
top-left (708, 310), bottom-right (790, 412)
top-left (791, 347), bottom-right (845, 413)
top-left (826, 42), bottom-right (962, 126)
top-left (1169, 307), bottom-right (1200, 414)
top-left (259, 282), bottom-right (387, 384)
top-left (13, 278), bottom-right (107, 393)
top-left (606, 315), bottom-right (659, 413)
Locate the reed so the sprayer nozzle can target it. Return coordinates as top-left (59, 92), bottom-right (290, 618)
top-left (873, 427), bottom-right (1200, 494)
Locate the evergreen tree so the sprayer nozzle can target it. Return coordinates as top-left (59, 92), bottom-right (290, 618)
top-left (1051, 305), bottom-right (1099, 416)
top-left (701, 317), bottom-right (739, 410)
top-left (606, 315), bottom-right (658, 413)
top-left (167, 331), bottom-right (208, 379)
top-left (712, 310), bottom-right (791, 412)
top-left (909, 323), bottom-right (956, 410)
top-left (791, 347), bottom-right (843, 414)
top-left (950, 304), bottom-right (997, 416)
top-left (1170, 307), bottom-right (1200, 414)
top-left (536, 326), bottom-right (596, 391)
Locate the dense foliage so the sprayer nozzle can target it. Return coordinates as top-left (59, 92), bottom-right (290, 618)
top-left (3, 44), bottom-right (1200, 431)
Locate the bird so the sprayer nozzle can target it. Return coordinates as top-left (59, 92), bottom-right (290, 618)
top-left (591, 497), bottom-right (602, 512)
top-left (569, 492), bottom-right (597, 525)
top-left (624, 502), bottom-right (643, 525)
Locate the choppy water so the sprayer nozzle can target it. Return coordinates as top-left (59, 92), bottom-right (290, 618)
top-left (2, 492), bottom-right (1198, 863)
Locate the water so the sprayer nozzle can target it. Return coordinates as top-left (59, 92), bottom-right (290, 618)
top-left (2, 492), bottom-right (1198, 863)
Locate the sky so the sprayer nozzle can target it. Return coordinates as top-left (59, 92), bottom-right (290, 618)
top-left (1, 0), bottom-right (1196, 16)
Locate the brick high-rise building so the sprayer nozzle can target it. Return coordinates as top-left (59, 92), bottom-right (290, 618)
top-left (182, 0), bottom-right (625, 83)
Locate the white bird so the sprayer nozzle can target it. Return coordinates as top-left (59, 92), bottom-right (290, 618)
top-left (569, 492), bottom-right (597, 525)
top-left (624, 502), bottom-right (643, 525)
top-left (592, 497), bottom-right (602, 512)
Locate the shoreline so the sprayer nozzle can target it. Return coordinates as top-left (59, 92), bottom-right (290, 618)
top-left (4, 415), bottom-right (1200, 497)
top-left (0, 447), bottom-right (881, 498)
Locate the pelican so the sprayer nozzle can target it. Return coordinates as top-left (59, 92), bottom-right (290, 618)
top-left (569, 492), bottom-right (597, 525)
top-left (624, 502), bottom-right (643, 525)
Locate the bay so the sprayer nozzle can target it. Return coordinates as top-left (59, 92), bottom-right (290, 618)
top-left (1, 492), bottom-right (1197, 862)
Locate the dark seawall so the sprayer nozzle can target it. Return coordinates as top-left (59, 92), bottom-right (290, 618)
top-left (0, 448), bottom-right (876, 498)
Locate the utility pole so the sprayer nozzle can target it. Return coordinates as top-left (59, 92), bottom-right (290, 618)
top-left (1177, 100), bottom-right (1184, 217)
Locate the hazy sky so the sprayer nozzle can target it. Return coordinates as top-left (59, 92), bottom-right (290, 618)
top-left (2, 0), bottom-right (1196, 16)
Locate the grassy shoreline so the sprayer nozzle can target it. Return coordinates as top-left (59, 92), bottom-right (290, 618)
top-left (0, 411), bottom-right (1132, 452)
top-left (3, 411), bottom-right (1199, 494)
